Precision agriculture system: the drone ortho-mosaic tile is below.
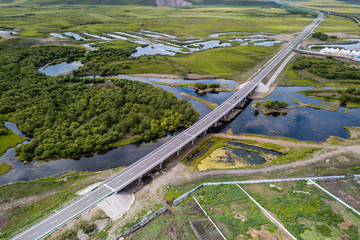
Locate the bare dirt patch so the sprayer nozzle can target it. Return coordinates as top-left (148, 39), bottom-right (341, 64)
top-left (319, 179), bottom-right (360, 211)
top-left (270, 33), bottom-right (297, 42)
top-left (247, 225), bottom-right (288, 240)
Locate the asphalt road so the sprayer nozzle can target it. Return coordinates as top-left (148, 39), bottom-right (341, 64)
top-left (10, 12), bottom-right (324, 240)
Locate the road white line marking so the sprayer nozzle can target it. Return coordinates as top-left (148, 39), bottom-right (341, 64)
top-left (87, 197), bottom-right (94, 203)
top-left (104, 184), bottom-right (116, 192)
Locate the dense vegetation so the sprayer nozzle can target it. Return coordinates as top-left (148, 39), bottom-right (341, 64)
top-left (312, 32), bottom-right (337, 41)
top-left (300, 87), bottom-right (360, 106)
top-left (255, 99), bottom-right (289, 110)
top-left (0, 46), bottom-right (198, 161)
top-left (73, 46), bottom-right (137, 77)
top-left (194, 82), bottom-right (220, 89)
top-left (292, 56), bottom-right (360, 81)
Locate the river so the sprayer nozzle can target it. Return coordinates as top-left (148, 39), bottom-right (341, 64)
top-left (1, 66), bottom-right (360, 185)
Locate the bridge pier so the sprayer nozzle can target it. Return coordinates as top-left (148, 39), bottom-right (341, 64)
top-left (138, 177), bottom-right (142, 183)
top-left (192, 139), bottom-right (194, 145)
top-left (159, 162), bottom-right (163, 169)
top-left (215, 122), bottom-right (218, 127)
top-left (204, 130), bottom-right (207, 135)
top-left (177, 150), bottom-right (180, 156)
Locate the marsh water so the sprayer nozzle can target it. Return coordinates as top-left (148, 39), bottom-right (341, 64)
top-left (308, 39), bottom-right (360, 50)
top-left (39, 61), bottom-right (83, 76)
top-left (2, 67), bottom-right (360, 185)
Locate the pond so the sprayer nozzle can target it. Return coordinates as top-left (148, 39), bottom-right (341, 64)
top-left (254, 41), bottom-right (282, 47)
top-left (231, 148), bottom-right (267, 165)
top-left (212, 86), bottom-right (360, 142)
top-left (140, 30), bottom-right (176, 39)
top-left (82, 32), bottom-right (111, 41)
top-left (50, 33), bottom-right (68, 39)
top-left (308, 39), bottom-right (360, 50)
top-left (226, 142), bottom-right (282, 156)
top-left (63, 32), bottom-right (87, 41)
top-left (105, 33), bottom-right (127, 40)
top-left (38, 61), bottom-right (83, 76)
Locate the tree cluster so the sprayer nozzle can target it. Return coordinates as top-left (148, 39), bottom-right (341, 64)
top-left (0, 46), bottom-right (198, 161)
top-left (312, 32), bottom-right (337, 41)
top-left (256, 100), bottom-right (289, 110)
top-left (0, 122), bottom-right (8, 136)
top-left (292, 56), bottom-right (360, 81)
top-left (73, 47), bottom-right (136, 77)
top-left (194, 82), bottom-right (220, 90)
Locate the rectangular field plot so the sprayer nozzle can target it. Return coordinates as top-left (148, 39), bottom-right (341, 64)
top-left (127, 199), bottom-right (217, 240)
top-left (193, 184), bottom-right (288, 240)
top-left (242, 180), bottom-right (360, 240)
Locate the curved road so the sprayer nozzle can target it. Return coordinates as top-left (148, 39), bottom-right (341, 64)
top-left (11, 12), bottom-right (324, 240)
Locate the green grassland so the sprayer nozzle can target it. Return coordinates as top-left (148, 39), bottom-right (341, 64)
top-left (0, 5), bottom-right (314, 38)
top-left (280, 56), bottom-right (360, 88)
top-left (193, 184), bottom-right (281, 239)
top-left (130, 184), bottom-right (282, 240)
top-left (243, 181), bottom-right (360, 240)
top-left (0, 168), bottom-right (122, 240)
top-left (316, 15), bottom-right (360, 35)
top-left (0, 163), bottom-right (12, 176)
top-left (289, 0), bottom-right (360, 16)
top-left (0, 121), bottom-right (24, 156)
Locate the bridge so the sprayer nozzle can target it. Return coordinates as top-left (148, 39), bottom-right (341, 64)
top-left (11, 12), bottom-right (324, 240)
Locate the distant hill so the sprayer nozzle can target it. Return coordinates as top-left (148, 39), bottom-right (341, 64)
top-left (0, 0), bottom-right (279, 6)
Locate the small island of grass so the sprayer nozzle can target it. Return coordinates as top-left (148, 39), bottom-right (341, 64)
top-left (252, 100), bottom-right (289, 114)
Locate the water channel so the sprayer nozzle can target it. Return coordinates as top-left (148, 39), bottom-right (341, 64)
top-left (1, 62), bottom-right (360, 186)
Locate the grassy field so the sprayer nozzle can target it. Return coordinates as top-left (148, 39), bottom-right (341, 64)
top-left (0, 131), bottom-right (24, 156)
top-left (0, 163), bottom-right (12, 176)
top-left (181, 93), bottom-right (218, 110)
top-left (316, 15), bottom-right (360, 35)
top-left (130, 184), bottom-right (283, 240)
top-left (288, 0), bottom-right (360, 16)
top-left (0, 5), bottom-right (314, 38)
top-left (0, 168), bottom-right (122, 240)
top-left (243, 181), bottom-right (360, 240)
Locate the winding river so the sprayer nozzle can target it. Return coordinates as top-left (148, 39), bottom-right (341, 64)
top-left (1, 63), bottom-right (360, 186)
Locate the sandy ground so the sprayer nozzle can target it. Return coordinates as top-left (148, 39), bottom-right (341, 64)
top-left (97, 191), bottom-right (134, 220)
top-left (0, 33), bottom-right (18, 39)
top-left (269, 33), bottom-right (297, 42)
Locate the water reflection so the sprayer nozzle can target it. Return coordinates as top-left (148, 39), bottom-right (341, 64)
top-left (2, 83), bottom-right (360, 185)
top-left (38, 61), bottom-right (83, 76)
top-left (213, 87), bottom-right (360, 141)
